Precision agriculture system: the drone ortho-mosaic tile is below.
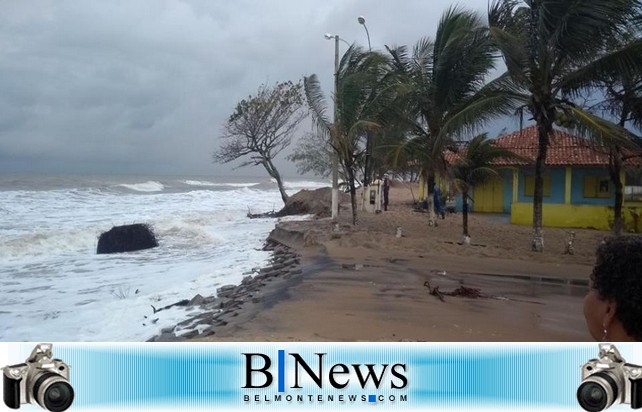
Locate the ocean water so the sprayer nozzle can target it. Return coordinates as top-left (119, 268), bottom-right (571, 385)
top-left (0, 174), bottom-right (327, 342)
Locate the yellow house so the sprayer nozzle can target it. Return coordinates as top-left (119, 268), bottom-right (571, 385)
top-left (470, 126), bottom-right (642, 232)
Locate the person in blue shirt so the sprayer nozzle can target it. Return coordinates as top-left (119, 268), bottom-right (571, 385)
top-left (433, 186), bottom-right (445, 219)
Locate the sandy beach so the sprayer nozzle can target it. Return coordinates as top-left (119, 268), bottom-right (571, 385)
top-left (189, 183), bottom-right (609, 342)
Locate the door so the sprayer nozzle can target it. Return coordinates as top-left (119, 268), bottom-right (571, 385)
top-left (473, 176), bottom-right (504, 213)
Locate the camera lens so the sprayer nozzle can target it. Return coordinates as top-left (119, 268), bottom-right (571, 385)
top-left (43, 382), bottom-right (74, 412)
top-left (577, 373), bottom-right (618, 412)
top-left (33, 373), bottom-right (74, 412)
top-left (578, 382), bottom-right (608, 411)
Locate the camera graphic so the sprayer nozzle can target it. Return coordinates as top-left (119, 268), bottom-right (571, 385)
top-left (3, 344), bottom-right (74, 412)
top-left (578, 343), bottom-right (642, 411)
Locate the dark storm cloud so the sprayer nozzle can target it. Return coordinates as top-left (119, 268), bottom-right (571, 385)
top-left (0, 0), bottom-right (492, 176)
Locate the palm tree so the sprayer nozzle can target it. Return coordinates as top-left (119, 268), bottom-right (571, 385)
top-left (593, 32), bottom-right (642, 235)
top-left (489, 0), bottom-right (642, 251)
top-left (387, 7), bottom-right (515, 225)
top-left (450, 133), bottom-right (523, 242)
top-left (304, 46), bottom-right (393, 225)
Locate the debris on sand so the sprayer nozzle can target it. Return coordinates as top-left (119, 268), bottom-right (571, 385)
top-left (423, 280), bottom-right (484, 301)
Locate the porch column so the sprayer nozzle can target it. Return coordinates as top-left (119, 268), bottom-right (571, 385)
top-left (565, 167), bottom-right (572, 204)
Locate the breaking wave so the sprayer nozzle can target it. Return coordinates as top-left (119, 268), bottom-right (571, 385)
top-left (118, 181), bottom-right (165, 192)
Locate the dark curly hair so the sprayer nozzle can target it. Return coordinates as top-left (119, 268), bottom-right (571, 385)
top-left (591, 236), bottom-right (642, 341)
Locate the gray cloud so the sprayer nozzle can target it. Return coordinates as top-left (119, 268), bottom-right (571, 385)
top-left (0, 0), bottom-right (494, 177)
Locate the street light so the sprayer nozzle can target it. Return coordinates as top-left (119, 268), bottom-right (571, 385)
top-left (358, 15), bottom-right (373, 191)
top-left (325, 33), bottom-right (342, 221)
top-left (357, 16), bottom-right (371, 52)
top-left (325, 33), bottom-right (350, 47)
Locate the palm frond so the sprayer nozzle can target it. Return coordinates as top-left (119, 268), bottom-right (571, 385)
top-left (564, 105), bottom-right (639, 150)
top-left (558, 39), bottom-right (642, 95)
top-left (303, 74), bottom-right (332, 140)
top-left (542, 0), bottom-right (642, 63)
top-left (440, 76), bottom-right (529, 139)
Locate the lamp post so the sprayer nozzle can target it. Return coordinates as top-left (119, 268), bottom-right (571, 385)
top-left (357, 16), bottom-right (371, 52)
top-left (324, 33), bottom-right (342, 221)
top-left (358, 16), bottom-right (373, 191)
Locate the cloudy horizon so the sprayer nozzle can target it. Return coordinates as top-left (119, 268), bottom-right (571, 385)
top-left (0, 0), bottom-right (517, 178)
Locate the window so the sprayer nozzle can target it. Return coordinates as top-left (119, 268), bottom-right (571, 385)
top-left (524, 175), bottom-right (551, 197)
top-left (583, 176), bottom-right (611, 198)
top-left (625, 171), bottom-right (642, 202)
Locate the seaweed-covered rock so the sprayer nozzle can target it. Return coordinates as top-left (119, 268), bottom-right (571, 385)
top-left (97, 223), bottom-right (158, 254)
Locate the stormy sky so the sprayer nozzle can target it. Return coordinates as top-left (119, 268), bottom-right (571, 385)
top-left (0, 0), bottom-right (511, 177)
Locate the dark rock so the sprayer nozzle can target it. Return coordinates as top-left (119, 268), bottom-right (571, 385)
top-left (202, 296), bottom-right (219, 305)
top-left (156, 332), bottom-right (179, 342)
top-left (189, 294), bottom-right (205, 306)
top-left (177, 318), bottom-right (196, 327)
top-left (97, 223), bottom-right (158, 254)
top-left (216, 284), bottom-right (236, 297)
top-left (178, 330), bottom-right (199, 339)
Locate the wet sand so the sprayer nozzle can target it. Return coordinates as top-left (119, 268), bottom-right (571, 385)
top-left (194, 184), bottom-right (607, 342)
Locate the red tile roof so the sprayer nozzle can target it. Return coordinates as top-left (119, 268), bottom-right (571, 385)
top-left (492, 126), bottom-right (642, 167)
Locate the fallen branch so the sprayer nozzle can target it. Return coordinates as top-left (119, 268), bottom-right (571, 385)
top-left (423, 281), bottom-right (445, 302)
top-left (424, 281), bottom-right (483, 301)
top-left (423, 280), bottom-right (543, 304)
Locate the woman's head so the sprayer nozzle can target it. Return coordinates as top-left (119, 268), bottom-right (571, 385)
top-left (584, 236), bottom-right (642, 341)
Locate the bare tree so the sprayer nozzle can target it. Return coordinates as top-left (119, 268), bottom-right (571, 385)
top-left (214, 81), bottom-right (306, 204)
top-left (287, 131), bottom-right (334, 178)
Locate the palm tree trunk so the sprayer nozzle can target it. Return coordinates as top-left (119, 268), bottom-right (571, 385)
top-left (427, 172), bottom-right (436, 226)
top-left (532, 116), bottom-right (552, 252)
top-left (610, 147), bottom-right (624, 236)
top-left (462, 190), bottom-right (470, 237)
top-left (348, 166), bottom-right (358, 225)
top-left (528, 0), bottom-right (547, 252)
top-left (363, 132), bottom-right (372, 187)
top-left (611, 112), bottom-right (629, 236)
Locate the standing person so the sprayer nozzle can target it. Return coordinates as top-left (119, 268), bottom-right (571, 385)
top-left (433, 185), bottom-right (445, 219)
top-left (584, 236), bottom-right (642, 342)
top-left (382, 175), bottom-right (390, 211)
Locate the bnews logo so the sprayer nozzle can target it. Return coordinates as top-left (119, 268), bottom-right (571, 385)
top-left (242, 350), bottom-right (409, 404)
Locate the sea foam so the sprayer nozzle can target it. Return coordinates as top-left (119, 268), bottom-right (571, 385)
top-left (0, 175), bottom-right (326, 341)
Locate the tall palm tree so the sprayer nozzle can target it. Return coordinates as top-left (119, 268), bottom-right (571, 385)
top-left (489, 0), bottom-right (642, 251)
top-left (593, 32), bottom-right (642, 235)
top-left (387, 7), bottom-right (516, 225)
top-left (304, 46), bottom-right (393, 225)
top-left (451, 133), bottom-right (523, 242)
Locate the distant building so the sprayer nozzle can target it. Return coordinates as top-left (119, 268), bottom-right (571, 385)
top-left (461, 126), bottom-right (642, 232)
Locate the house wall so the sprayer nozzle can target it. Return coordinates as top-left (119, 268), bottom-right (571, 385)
top-left (456, 164), bottom-right (642, 232)
top-left (456, 169), bottom-right (513, 213)
top-left (502, 171), bottom-right (513, 213)
top-left (511, 166), bottom-right (642, 232)
top-left (517, 167), bottom-right (566, 204)
top-left (511, 202), bottom-right (642, 232)
top-left (570, 167), bottom-right (613, 205)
